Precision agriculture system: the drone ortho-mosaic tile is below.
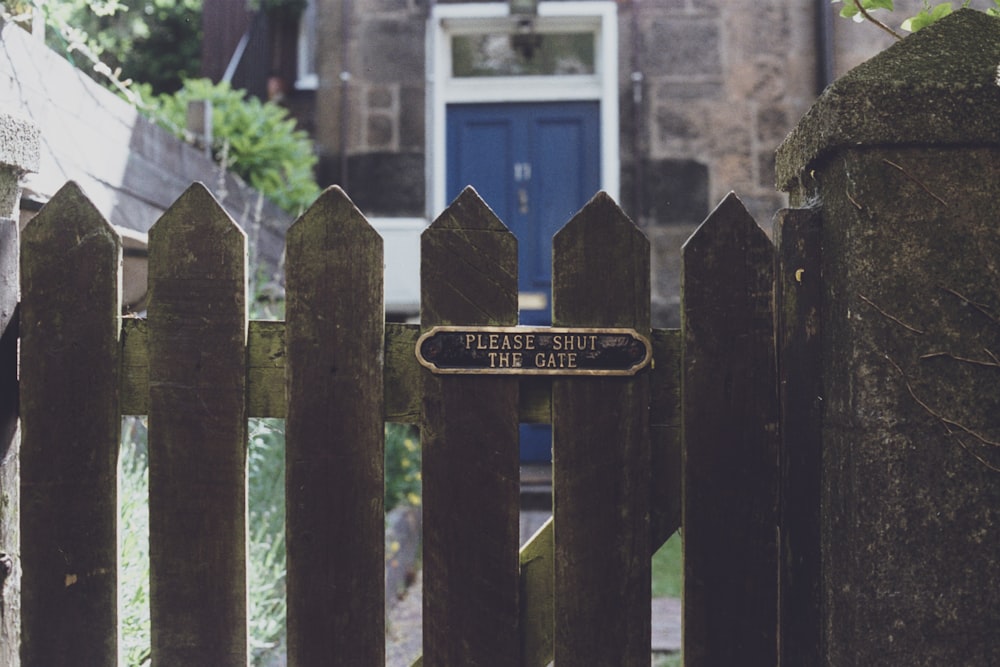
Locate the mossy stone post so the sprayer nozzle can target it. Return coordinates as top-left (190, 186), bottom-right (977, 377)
top-left (776, 10), bottom-right (1000, 665)
top-left (0, 111), bottom-right (39, 667)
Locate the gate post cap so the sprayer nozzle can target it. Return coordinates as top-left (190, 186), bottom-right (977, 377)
top-left (776, 9), bottom-right (1000, 191)
top-left (0, 110), bottom-right (40, 173)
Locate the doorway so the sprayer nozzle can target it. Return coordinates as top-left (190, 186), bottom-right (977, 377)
top-left (430, 2), bottom-right (618, 463)
top-left (446, 101), bottom-right (600, 325)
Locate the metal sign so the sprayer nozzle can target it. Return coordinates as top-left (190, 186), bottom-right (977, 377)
top-left (416, 326), bottom-right (652, 376)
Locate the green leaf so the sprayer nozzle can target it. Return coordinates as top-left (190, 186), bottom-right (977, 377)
top-left (901, 2), bottom-right (953, 32)
top-left (865, 0), bottom-right (895, 11)
top-left (835, 0), bottom-right (894, 19)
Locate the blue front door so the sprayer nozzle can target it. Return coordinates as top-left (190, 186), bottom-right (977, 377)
top-left (446, 101), bottom-right (601, 460)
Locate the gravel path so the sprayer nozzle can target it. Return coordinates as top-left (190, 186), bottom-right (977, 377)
top-left (385, 573), bottom-right (424, 667)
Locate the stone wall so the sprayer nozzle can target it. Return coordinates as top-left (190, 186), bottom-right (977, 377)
top-left (310, 0), bottom-right (827, 225)
top-left (313, 0), bottom-right (427, 214)
top-left (307, 0), bottom-right (1000, 220)
top-left (624, 1), bottom-right (815, 227)
top-left (303, 0), bottom-right (997, 325)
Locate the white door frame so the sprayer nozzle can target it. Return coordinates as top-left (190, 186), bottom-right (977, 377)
top-left (426, 1), bottom-right (619, 219)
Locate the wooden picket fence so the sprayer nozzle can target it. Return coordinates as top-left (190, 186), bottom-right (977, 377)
top-left (15, 180), bottom-right (795, 666)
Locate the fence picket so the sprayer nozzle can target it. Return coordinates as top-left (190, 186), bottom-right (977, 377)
top-left (552, 192), bottom-right (652, 666)
top-left (681, 193), bottom-right (779, 666)
top-left (285, 186), bottom-right (385, 665)
top-left (775, 207), bottom-right (823, 666)
top-left (420, 187), bottom-right (521, 665)
top-left (147, 183), bottom-right (249, 666)
top-left (18, 182), bottom-right (121, 665)
top-left (650, 328), bottom-right (682, 548)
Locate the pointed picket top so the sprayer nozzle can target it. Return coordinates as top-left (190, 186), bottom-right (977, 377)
top-left (682, 192), bottom-right (773, 304)
top-left (427, 185), bottom-right (511, 233)
top-left (149, 182), bottom-right (247, 280)
top-left (552, 190), bottom-right (649, 328)
top-left (421, 185), bottom-right (517, 327)
top-left (21, 181), bottom-right (120, 261)
top-left (288, 184), bottom-right (379, 243)
top-left (285, 185), bottom-right (382, 310)
top-left (683, 191), bottom-right (770, 254)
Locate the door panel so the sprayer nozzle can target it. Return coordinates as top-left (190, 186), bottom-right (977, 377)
top-left (447, 102), bottom-right (600, 326)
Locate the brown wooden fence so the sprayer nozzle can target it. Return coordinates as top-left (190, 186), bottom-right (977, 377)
top-left (14, 180), bottom-right (785, 666)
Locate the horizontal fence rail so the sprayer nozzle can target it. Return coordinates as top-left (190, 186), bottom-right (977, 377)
top-left (16, 181), bottom-right (784, 666)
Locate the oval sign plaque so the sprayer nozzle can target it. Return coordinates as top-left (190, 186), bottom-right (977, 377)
top-left (415, 326), bottom-right (652, 376)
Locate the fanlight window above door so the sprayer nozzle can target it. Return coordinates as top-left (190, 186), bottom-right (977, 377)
top-left (451, 29), bottom-right (596, 78)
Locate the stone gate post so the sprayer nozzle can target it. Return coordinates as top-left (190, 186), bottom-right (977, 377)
top-left (776, 10), bottom-right (1000, 665)
top-left (0, 110), bottom-right (40, 667)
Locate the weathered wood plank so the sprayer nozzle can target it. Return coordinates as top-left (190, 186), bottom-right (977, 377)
top-left (285, 186), bottom-right (385, 665)
top-left (775, 207), bottom-right (823, 666)
top-left (122, 321), bottom-right (682, 429)
top-left (124, 318), bottom-right (290, 418)
top-left (520, 515), bottom-right (554, 666)
top-left (0, 215), bottom-right (19, 667)
top-left (247, 319), bottom-right (286, 418)
top-left (147, 183), bottom-right (248, 666)
top-left (121, 316), bottom-right (149, 416)
top-left (385, 322), bottom-right (422, 423)
top-left (18, 182), bottom-right (121, 665)
top-left (123, 320), bottom-right (419, 420)
top-left (681, 192), bottom-right (779, 666)
top-left (650, 328), bottom-right (682, 549)
top-left (552, 192), bottom-right (652, 666)
top-left (420, 187), bottom-right (521, 665)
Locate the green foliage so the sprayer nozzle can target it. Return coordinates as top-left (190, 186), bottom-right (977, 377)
top-left (119, 417), bottom-right (151, 667)
top-left (121, 0), bottom-right (203, 94)
top-left (651, 532), bottom-right (683, 599)
top-left (247, 419), bottom-right (287, 663)
top-left (2, 1), bottom-right (318, 214)
top-left (833, 0), bottom-right (1000, 35)
top-left (146, 79), bottom-right (320, 214)
top-left (385, 423), bottom-right (422, 512)
top-left (19, 0), bottom-right (201, 95)
top-left (901, 2), bottom-right (956, 31)
top-left (835, 0), bottom-right (895, 22)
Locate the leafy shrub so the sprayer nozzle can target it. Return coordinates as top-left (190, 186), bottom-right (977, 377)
top-left (247, 419), bottom-right (287, 662)
top-left (385, 423), bottom-right (421, 512)
top-left (145, 78), bottom-right (321, 214)
top-left (21, 0), bottom-right (201, 95)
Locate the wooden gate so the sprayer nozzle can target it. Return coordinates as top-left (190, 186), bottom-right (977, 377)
top-left (14, 181), bottom-right (784, 666)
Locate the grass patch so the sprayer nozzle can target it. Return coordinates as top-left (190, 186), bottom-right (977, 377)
top-left (651, 531), bottom-right (682, 599)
